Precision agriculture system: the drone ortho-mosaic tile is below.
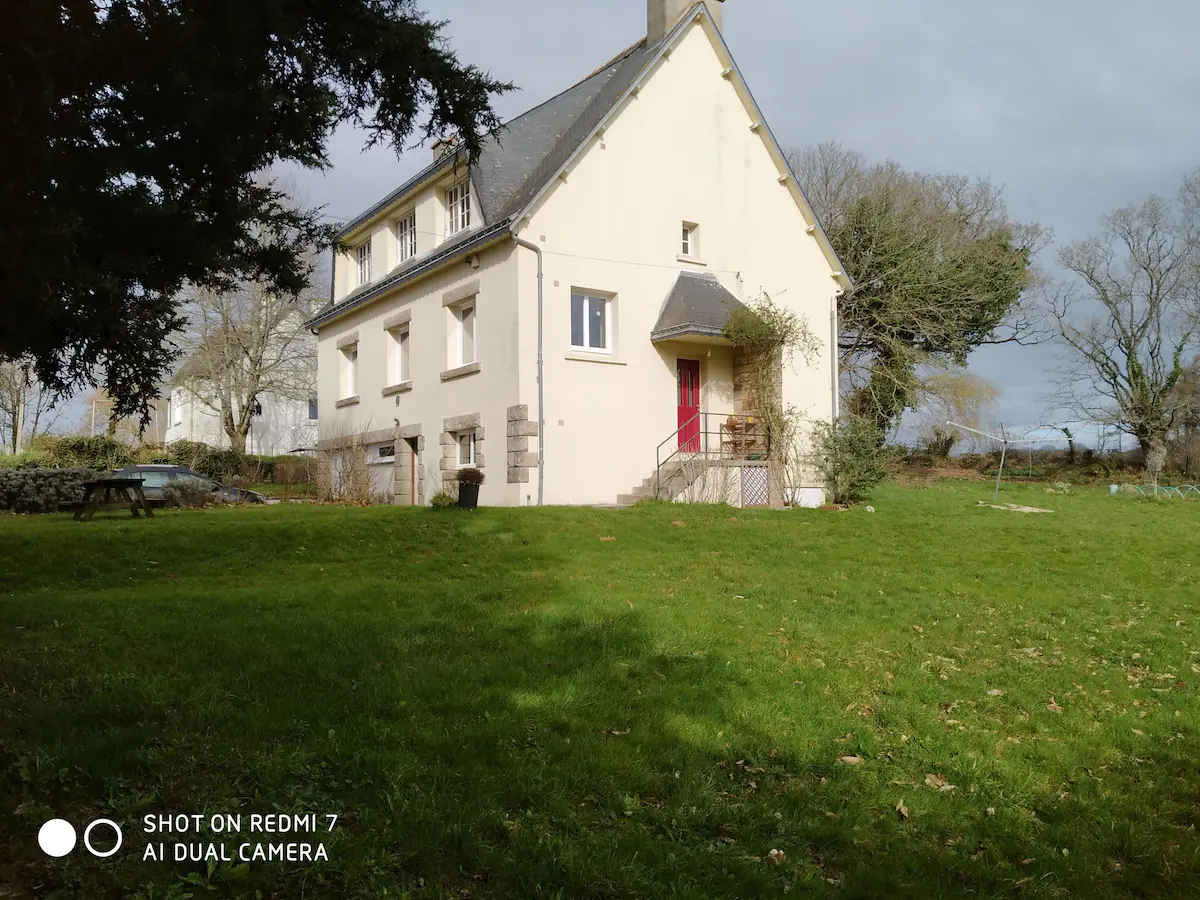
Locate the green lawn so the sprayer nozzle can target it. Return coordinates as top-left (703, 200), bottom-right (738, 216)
top-left (2, 483), bottom-right (1198, 899)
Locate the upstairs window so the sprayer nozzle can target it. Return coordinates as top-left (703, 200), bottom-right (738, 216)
top-left (388, 325), bottom-right (410, 385)
top-left (570, 291), bottom-right (611, 353)
top-left (454, 301), bottom-right (476, 366)
top-left (396, 213), bottom-right (416, 263)
top-left (446, 181), bottom-right (471, 237)
top-left (357, 240), bottom-right (372, 285)
top-left (681, 222), bottom-right (698, 257)
top-left (342, 344), bottom-right (358, 397)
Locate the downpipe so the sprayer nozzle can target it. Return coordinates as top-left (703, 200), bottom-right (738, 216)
top-left (513, 236), bottom-right (545, 506)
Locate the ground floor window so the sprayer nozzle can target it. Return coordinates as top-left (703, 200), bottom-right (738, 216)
top-left (457, 431), bottom-right (476, 467)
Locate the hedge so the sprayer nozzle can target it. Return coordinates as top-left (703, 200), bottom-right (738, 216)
top-left (0, 468), bottom-right (96, 514)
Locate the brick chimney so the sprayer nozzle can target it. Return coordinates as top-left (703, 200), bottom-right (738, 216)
top-left (647, 0), bottom-right (722, 44)
top-left (431, 136), bottom-right (457, 162)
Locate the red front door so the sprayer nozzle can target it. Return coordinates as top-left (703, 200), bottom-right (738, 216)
top-left (677, 359), bottom-right (701, 451)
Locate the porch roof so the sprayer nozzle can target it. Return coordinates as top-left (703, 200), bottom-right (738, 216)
top-left (650, 271), bottom-right (746, 343)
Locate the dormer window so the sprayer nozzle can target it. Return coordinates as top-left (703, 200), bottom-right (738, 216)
top-left (396, 212), bottom-right (416, 263)
top-left (356, 240), bottom-right (372, 285)
top-left (446, 181), bottom-right (471, 237)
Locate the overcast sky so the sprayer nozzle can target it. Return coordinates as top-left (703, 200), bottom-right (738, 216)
top-left (293, 0), bottom-right (1200, 431)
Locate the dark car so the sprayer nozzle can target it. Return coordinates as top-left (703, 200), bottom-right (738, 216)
top-left (113, 465), bottom-right (266, 505)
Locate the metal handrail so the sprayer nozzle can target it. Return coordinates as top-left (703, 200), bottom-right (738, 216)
top-left (654, 412), bottom-right (770, 499)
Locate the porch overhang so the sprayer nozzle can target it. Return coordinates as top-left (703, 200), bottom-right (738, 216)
top-left (650, 271), bottom-right (746, 346)
top-left (650, 324), bottom-right (735, 345)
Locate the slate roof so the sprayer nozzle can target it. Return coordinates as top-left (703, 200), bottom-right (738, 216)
top-left (310, 38), bottom-right (661, 329)
top-left (650, 271), bottom-right (747, 342)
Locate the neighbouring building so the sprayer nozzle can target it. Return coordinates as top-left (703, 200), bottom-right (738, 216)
top-left (165, 389), bottom-right (318, 456)
top-left (309, 0), bottom-right (847, 507)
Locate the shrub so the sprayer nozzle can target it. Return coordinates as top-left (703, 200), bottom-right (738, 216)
top-left (457, 467), bottom-right (485, 486)
top-left (0, 468), bottom-right (96, 513)
top-left (165, 440), bottom-right (248, 481)
top-left (429, 489), bottom-right (457, 509)
top-left (0, 452), bottom-right (44, 470)
top-left (810, 416), bottom-right (894, 505)
top-left (162, 479), bottom-right (221, 509)
top-left (40, 435), bottom-right (133, 470)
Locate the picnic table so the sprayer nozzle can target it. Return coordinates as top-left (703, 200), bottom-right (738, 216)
top-left (74, 478), bottom-right (155, 522)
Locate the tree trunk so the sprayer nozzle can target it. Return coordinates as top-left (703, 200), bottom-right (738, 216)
top-left (1139, 433), bottom-right (1168, 484)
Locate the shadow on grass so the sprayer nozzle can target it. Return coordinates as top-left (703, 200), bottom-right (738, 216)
top-left (0, 504), bottom-right (1197, 898)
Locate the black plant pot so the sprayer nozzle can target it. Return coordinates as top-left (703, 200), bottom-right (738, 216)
top-left (457, 483), bottom-right (480, 509)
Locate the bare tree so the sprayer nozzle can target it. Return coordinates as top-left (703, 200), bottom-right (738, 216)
top-left (175, 279), bottom-right (318, 453)
top-left (787, 142), bottom-right (1049, 437)
top-left (1050, 174), bottom-right (1200, 480)
top-left (0, 358), bottom-right (62, 452)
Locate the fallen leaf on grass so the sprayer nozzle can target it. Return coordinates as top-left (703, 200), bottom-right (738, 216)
top-left (625, 599), bottom-right (634, 610)
top-left (1132, 728), bottom-right (1145, 736)
top-left (896, 799), bottom-right (909, 819)
top-left (987, 807), bottom-right (996, 816)
top-left (768, 849), bottom-right (785, 865)
top-left (839, 755), bottom-right (863, 765)
top-left (603, 729), bottom-right (630, 736)
top-left (1046, 697), bottom-right (1064, 714)
top-left (924, 773), bottom-right (955, 792)
top-left (599, 535), bottom-right (616, 541)
top-left (671, 520), bottom-right (687, 528)
top-left (912, 625), bottom-right (924, 633)
top-left (824, 811), bottom-right (838, 819)
top-left (1018, 858), bottom-right (1036, 867)
top-left (987, 689), bottom-right (1005, 697)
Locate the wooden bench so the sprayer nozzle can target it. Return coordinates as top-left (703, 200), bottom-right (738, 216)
top-left (74, 478), bottom-right (155, 522)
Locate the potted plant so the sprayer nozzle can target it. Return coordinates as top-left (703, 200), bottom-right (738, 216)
top-left (457, 467), bottom-right (485, 509)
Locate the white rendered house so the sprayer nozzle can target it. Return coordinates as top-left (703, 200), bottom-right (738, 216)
top-left (165, 388), bottom-right (318, 456)
top-left (310, 0), bottom-right (846, 506)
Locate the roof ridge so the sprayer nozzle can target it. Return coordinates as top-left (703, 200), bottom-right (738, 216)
top-left (566, 38), bottom-right (647, 91)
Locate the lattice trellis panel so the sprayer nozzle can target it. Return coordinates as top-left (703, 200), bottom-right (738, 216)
top-left (741, 465), bottom-right (770, 508)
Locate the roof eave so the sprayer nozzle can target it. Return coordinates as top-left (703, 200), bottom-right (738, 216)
top-left (651, 323), bottom-right (732, 343)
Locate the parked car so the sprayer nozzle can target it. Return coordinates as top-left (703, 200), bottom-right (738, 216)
top-left (112, 465), bottom-right (266, 505)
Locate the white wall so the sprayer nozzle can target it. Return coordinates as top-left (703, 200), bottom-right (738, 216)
top-left (316, 240), bottom-right (523, 507)
top-left (516, 17), bottom-right (838, 505)
top-left (165, 389), bottom-right (317, 455)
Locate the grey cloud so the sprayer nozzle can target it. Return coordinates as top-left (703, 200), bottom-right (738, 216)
top-left (293, 0), bottom-right (1200, 428)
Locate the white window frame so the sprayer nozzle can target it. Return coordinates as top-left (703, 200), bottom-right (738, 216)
top-left (682, 222), bottom-right (697, 257)
top-left (455, 301), bottom-right (476, 366)
top-left (396, 212), bottom-right (416, 263)
top-left (570, 291), bottom-right (612, 354)
top-left (445, 180), bottom-right (471, 237)
top-left (342, 344), bottom-right (358, 397)
top-left (457, 431), bottom-right (476, 468)
top-left (388, 325), bottom-right (410, 385)
top-left (377, 443), bottom-right (396, 463)
top-left (357, 240), bottom-right (372, 285)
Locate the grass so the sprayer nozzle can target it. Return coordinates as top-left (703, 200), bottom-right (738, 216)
top-left (1, 482), bottom-right (1198, 899)
top-left (249, 481), bottom-right (314, 499)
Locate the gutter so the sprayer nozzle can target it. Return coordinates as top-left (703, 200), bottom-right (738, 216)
top-left (512, 236), bottom-right (545, 506)
top-left (307, 220), bottom-right (513, 330)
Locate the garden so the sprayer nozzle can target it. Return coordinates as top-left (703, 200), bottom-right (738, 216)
top-left (2, 481), bottom-right (1198, 898)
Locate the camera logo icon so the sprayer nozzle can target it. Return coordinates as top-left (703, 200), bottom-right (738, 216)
top-left (38, 818), bottom-right (123, 858)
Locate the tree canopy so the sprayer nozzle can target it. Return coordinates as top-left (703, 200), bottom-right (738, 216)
top-left (1050, 174), bottom-right (1200, 478)
top-left (0, 0), bottom-right (511, 420)
top-left (788, 142), bottom-right (1048, 436)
